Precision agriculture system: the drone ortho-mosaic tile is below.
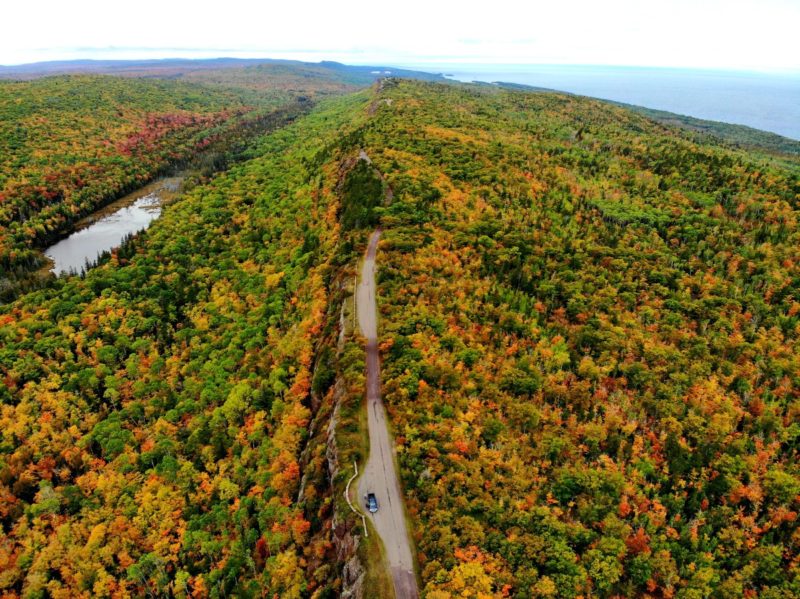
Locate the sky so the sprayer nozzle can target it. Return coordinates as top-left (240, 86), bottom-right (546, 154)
top-left (3, 0), bottom-right (799, 72)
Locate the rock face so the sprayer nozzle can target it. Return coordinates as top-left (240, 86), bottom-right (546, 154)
top-left (327, 380), bottom-right (366, 599)
top-left (295, 289), bottom-right (365, 597)
top-left (328, 298), bottom-right (366, 598)
top-left (341, 553), bottom-right (366, 599)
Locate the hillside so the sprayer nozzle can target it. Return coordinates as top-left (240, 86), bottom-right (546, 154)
top-left (0, 57), bottom-right (445, 86)
top-left (0, 90), bottom-right (373, 597)
top-left (359, 80), bottom-right (800, 597)
top-left (1, 78), bottom-right (799, 598)
top-left (489, 81), bottom-right (800, 158)
top-left (615, 102), bottom-right (800, 157)
top-left (0, 62), bottom-right (446, 302)
top-left (0, 75), bottom-right (293, 296)
top-left (0, 62), bottom-right (407, 301)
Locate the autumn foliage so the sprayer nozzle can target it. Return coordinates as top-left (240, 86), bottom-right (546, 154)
top-left (361, 80), bottom-right (800, 597)
top-left (2, 74), bottom-right (800, 598)
top-left (0, 91), bottom-right (371, 597)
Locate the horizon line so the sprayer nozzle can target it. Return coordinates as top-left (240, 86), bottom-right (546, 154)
top-left (1, 52), bottom-right (798, 76)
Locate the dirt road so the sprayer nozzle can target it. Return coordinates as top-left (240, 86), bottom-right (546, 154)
top-left (356, 230), bottom-right (419, 599)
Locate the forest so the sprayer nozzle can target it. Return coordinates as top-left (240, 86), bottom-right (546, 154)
top-left (362, 81), bottom-right (800, 598)
top-left (1, 71), bottom-right (799, 598)
top-left (0, 88), bottom-right (373, 597)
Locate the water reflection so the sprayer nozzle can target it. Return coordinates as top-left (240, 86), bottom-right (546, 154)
top-left (45, 193), bottom-right (161, 276)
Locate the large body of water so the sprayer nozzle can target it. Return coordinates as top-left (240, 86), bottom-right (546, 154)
top-left (415, 65), bottom-right (800, 140)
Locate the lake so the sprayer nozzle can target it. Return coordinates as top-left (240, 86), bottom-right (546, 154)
top-left (417, 64), bottom-right (800, 140)
top-left (44, 176), bottom-right (183, 275)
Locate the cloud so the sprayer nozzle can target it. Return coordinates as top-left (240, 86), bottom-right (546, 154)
top-left (2, 0), bottom-right (799, 70)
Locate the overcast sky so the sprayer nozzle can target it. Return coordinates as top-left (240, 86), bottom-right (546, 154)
top-left (3, 0), bottom-right (799, 71)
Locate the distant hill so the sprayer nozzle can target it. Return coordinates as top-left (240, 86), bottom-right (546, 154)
top-left (484, 80), bottom-right (800, 157)
top-left (0, 57), bottom-right (446, 84)
top-left (614, 101), bottom-right (800, 156)
top-left (6, 59), bottom-right (795, 157)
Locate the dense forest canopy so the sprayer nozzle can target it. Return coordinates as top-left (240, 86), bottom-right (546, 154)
top-left (1, 72), bottom-right (799, 598)
top-left (0, 89), bottom-right (372, 597)
top-left (361, 81), bottom-right (800, 598)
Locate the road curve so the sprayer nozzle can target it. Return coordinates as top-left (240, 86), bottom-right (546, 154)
top-left (356, 230), bottom-right (419, 599)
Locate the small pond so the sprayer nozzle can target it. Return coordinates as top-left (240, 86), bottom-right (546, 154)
top-left (44, 176), bottom-right (183, 276)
